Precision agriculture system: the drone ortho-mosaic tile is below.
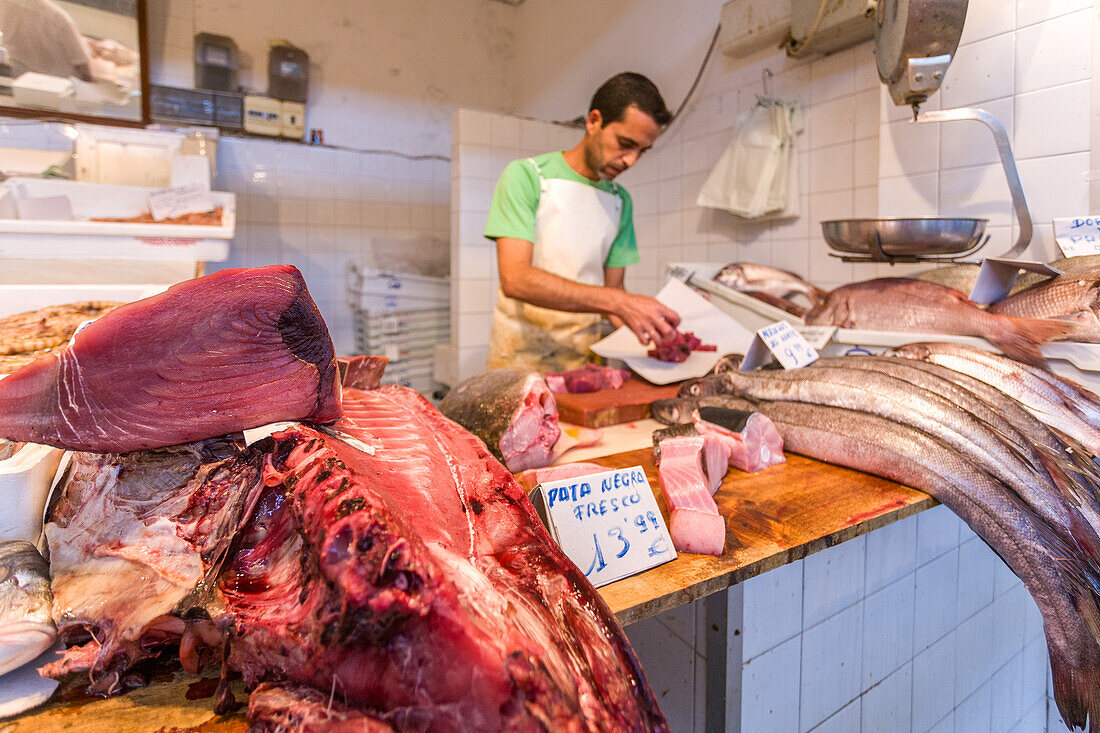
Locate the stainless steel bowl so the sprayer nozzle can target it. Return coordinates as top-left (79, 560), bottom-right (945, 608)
top-left (821, 217), bottom-right (989, 258)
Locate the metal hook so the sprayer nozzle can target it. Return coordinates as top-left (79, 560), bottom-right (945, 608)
top-left (762, 68), bottom-right (773, 97)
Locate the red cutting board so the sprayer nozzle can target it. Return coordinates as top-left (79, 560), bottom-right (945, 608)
top-left (554, 377), bottom-right (681, 428)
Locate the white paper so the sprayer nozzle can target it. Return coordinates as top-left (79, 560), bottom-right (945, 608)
top-left (590, 278), bottom-right (755, 385)
top-left (147, 183), bottom-right (216, 222)
top-left (1054, 217), bottom-right (1100, 257)
top-left (538, 466), bottom-right (675, 588)
top-left (969, 258), bottom-right (1062, 304)
top-left (742, 321), bottom-right (819, 370)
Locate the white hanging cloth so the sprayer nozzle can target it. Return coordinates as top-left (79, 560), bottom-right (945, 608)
top-left (697, 97), bottom-right (803, 220)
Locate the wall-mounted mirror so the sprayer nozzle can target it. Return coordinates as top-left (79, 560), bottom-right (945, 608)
top-left (0, 0), bottom-right (148, 126)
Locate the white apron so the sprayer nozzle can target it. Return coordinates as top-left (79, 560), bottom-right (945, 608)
top-left (487, 158), bottom-right (623, 373)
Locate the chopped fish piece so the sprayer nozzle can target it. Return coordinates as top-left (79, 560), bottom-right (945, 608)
top-left (657, 435), bottom-right (726, 556)
top-left (336, 355), bottom-right (388, 390)
top-left (439, 369), bottom-right (561, 472)
top-left (648, 330), bottom-right (717, 363)
top-left (668, 509), bottom-right (725, 557)
top-left (545, 364), bottom-right (631, 393)
top-left (0, 541), bottom-right (54, 676)
top-left (0, 265), bottom-right (342, 452)
top-left (694, 406), bottom-right (786, 473)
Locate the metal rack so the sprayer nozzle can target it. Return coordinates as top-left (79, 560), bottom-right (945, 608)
top-left (346, 263), bottom-right (450, 397)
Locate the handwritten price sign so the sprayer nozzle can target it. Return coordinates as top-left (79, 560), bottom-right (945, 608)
top-left (742, 320), bottom-right (820, 370)
top-left (537, 466), bottom-right (675, 587)
top-left (1054, 217), bottom-right (1100, 257)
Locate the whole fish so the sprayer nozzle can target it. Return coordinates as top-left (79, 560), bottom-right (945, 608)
top-left (805, 277), bottom-right (1075, 366)
top-left (911, 263), bottom-right (983, 295)
top-left (713, 263), bottom-right (827, 306)
top-left (739, 399), bottom-right (1100, 731)
top-left (988, 267), bottom-right (1100, 342)
top-left (439, 369), bottom-right (561, 472)
top-left (0, 541), bottom-right (55, 676)
top-left (1014, 255), bottom-right (1100, 293)
top-left (887, 342), bottom-right (1100, 455)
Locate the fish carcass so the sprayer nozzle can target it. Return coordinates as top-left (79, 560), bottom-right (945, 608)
top-left (0, 541), bottom-right (55, 676)
top-left (713, 262), bottom-right (826, 307)
top-left (0, 266), bottom-right (342, 452)
top-left (439, 369), bottom-right (561, 472)
top-left (656, 435), bottom-right (728, 556)
top-left (805, 277), bottom-right (1074, 366)
top-left (988, 266), bottom-right (1100, 342)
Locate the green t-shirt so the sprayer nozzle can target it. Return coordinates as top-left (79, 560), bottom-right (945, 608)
top-left (483, 151), bottom-right (639, 268)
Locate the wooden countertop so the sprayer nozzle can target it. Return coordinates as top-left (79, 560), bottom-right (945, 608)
top-left (6, 449), bottom-right (934, 731)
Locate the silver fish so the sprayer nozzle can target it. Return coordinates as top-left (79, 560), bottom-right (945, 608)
top-left (0, 541), bottom-right (55, 675)
top-left (806, 278), bottom-right (1075, 366)
top-left (713, 263), bottom-right (827, 306)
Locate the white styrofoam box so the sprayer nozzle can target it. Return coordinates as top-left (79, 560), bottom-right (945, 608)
top-left (0, 284), bottom-right (168, 318)
top-left (0, 178), bottom-right (234, 262)
top-left (0, 444), bottom-right (63, 543)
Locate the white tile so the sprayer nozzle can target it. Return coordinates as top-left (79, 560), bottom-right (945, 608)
top-left (1010, 698), bottom-right (1046, 733)
top-left (991, 652), bottom-right (1025, 732)
top-left (1014, 81), bottom-right (1090, 159)
top-left (1015, 10), bottom-right (1092, 94)
top-left (860, 662), bottom-right (912, 733)
top-left (811, 699), bottom-right (860, 733)
top-left (940, 97), bottom-right (1014, 171)
top-left (743, 559), bottom-right (803, 661)
top-left (942, 33), bottom-right (1016, 108)
top-left (1021, 636), bottom-right (1048, 708)
top-left (1017, 0), bottom-right (1090, 26)
top-left (959, 0), bottom-right (1016, 45)
top-left (912, 630), bottom-right (956, 733)
top-left (916, 505), bottom-right (961, 565)
top-left (991, 546), bottom-right (1020, 600)
top-left (914, 550), bottom-right (959, 652)
top-left (809, 47), bottom-right (856, 104)
top-left (853, 186), bottom-right (878, 218)
top-left (1049, 703), bottom-right (1077, 733)
top-left (853, 138), bottom-right (878, 188)
top-left (803, 535), bottom-right (866, 630)
top-left (655, 602), bottom-right (697, 648)
top-left (939, 164), bottom-right (1015, 227)
top-left (799, 602), bottom-right (863, 732)
top-left (624, 615), bottom-right (698, 733)
top-left (1017, 152), bottom-right (1090, 224)
top-left (955, 603), bottom-right (996, 702)
top-left (852, 43), bottom-right (879, 92)
top-left (456, 345), bottom-right (489, 382)
top-left (956, 681), bottom-right (993, 733)
top-left (862, 575), bottom-right (915, 689)
top-left (808, 144), bottom-right (854, 195)
top-left (865, 515), bottom-right (918, 594)
top-left (957, 537), bottom-right (998, 622)
top-left (880, 118), bottom-right (941, 178)
top-left (926, 711), bottom-right (953, 733)
top-left (489, 114), bottom-right (520, 149)
top-left (808, 97), bottom-right (856, 149)
top-left (878, 172), bottom-right (940, 218)
top-left (741, 635), bottom-right (801, 733)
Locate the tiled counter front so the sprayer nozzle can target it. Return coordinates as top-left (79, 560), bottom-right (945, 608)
top-left (626, 506), bottom-right (1055, 732)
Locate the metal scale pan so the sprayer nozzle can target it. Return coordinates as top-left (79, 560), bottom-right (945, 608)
top-left (825, 0), bottom-right (1034, 264)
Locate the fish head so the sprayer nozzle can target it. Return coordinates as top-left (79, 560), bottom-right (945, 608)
top-left (715, 264), bottom-right (748, 290)
top-left (804, 290), bottom-right (848, 326)
top-left (882, 343), bottom-right (929, 361)
top-left (650, 399), bottom-right (694, 425)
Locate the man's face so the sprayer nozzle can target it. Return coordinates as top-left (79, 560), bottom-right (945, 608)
top-left (583, 105), bottom-right (661, 180)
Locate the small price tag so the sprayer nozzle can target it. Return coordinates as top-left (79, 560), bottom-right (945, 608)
top-left (969, 258), bottom-right (1062, 304)
top-left (741, 320), bottom-right (819, 371)
top-left (536, 466), bottom-right (675, 588)
top-left (1054, 217), bottom-right (1100, 257)
top-left (795, 325), bottom-right (837, 350)
top-left (147, 183), bottom-right (216, 222)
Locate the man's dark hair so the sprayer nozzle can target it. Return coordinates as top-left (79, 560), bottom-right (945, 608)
top-left (589, 72), bottom-right (671, 127)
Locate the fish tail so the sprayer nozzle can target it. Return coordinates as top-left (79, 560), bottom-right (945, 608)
top-left (1050, 636), bottom-right (1100, 730)
top-left (992, 317), bottom-right (1078, 366)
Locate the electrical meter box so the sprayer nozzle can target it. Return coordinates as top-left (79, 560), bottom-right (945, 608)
top-left (790, 0), bottom-right (875, 55)
top-left (280, 101), bottom-right (305, 140)
top-left (194, 33), bottom-right (239, 92)
top-left (243, 95), bottom-right (281, 137)
top-left (268, 42), bottom-right (309, 103)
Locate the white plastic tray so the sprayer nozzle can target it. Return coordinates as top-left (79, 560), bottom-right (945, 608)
top-left (667, 262), bottom-right (805, 331)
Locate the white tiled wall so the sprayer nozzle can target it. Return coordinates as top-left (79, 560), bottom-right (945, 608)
top-left (444, 109), bottom-right (579, 383)
top-left (626, 506), bottom-right (1048, 732)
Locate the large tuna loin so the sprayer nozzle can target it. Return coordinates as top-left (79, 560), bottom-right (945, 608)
top-left (214, 385), bottom-right (667, 731)
top-left (0, 265), bottom-right (341, 452)
top-left (439, 368), bottom-right (561, 472)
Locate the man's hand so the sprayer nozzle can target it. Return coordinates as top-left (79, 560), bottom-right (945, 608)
top-left (609, 290), bottom-right (680, 346)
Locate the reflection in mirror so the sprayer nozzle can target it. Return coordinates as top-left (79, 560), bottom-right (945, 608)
top-left (0, 0), bottom-right (145, 124)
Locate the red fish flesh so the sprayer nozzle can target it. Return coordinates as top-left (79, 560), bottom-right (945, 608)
top-left (546, 364), bottom-right (631, 393)
top-left (693, 406), bottom-right (786, 473)
top-left (656, 435), bottom-right (727, 556)
top-left (0, 266), bottom-right (341, 452)
top-left (213, 385), bottom-right (668, 730)
top-left (439, 369), bottom-right (561, 472)
top-left (648, 330), bottom-right (717, 363)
